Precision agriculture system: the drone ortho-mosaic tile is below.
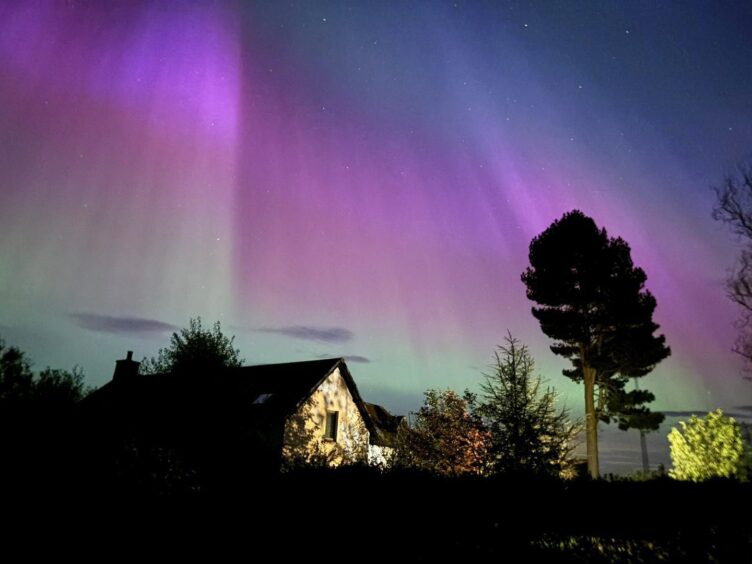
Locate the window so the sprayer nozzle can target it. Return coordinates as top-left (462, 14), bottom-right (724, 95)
top-left (325, 411), bottom-right (339, 441)
top-left (253, 393), bottom-right (273, 405)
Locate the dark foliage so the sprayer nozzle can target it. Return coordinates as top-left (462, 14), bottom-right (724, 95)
top-left (9, 470), bottom-right (751, 563)
top-left (141, 316), bottom-right (243, 375)
top-left (394, 389), bottom-right (489, 476)
top-left (0, 338), bottom-right (88, 493)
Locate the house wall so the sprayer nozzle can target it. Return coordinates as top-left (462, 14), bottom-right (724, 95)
top-left (282, 367), bottom-right (370, 466)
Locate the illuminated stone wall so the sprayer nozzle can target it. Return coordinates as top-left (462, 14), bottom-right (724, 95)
top-left (282, 367), bottom-right (370, 466)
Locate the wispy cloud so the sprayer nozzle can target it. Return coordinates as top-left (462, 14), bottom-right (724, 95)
top-left (70, 313), bottom-right (177, 335)
top-left (315, 353), bottom-right (371, 363)
top-left (662, 409), bottom-right (752, 420)
top-left (661, 410), bottom-right (708, 418)
top-left (345, 355), bottom-right (371, 363)
top-left (257, 325), bottom-right (354, 343)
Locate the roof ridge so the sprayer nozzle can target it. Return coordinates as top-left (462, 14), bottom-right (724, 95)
top-left (238, 357), bottom-right (343, 369)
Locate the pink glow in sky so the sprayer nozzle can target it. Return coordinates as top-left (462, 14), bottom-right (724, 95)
top-left (1, 1), bottom-right (751, 473)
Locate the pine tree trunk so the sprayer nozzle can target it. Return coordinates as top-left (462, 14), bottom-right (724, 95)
top-left (583, 366), bottom-right (599, 478)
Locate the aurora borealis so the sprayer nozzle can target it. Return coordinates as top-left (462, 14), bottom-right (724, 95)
top-left (1, 1), bottom-right (751, 472)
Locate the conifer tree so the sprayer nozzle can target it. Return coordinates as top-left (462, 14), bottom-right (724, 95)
top-left (476, 333), bottom-right (580, 477)
top-left (522, 210), bottom-right (669, 477)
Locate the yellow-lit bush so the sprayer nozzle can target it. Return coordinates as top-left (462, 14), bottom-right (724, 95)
top-left (668, 409), bottom-right (746, 481)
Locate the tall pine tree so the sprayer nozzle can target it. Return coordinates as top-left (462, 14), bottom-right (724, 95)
top-left (521, 210), bottom-right (669, 477)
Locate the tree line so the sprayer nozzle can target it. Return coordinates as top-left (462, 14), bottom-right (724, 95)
top-left (394, 333), bottom-right (581, 478)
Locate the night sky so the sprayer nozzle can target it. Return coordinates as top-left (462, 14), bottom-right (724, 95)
top-left (1, 1), bottom-right (751, 473)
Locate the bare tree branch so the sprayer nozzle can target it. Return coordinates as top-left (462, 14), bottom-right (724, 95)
top-left (713, 162), bottom-right (752, 376)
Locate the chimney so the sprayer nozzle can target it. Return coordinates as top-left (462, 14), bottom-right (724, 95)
top-left (113, 350), bottom-right (140, 382)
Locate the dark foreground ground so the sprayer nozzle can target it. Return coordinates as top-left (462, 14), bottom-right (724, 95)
top-left (5, 467), bottom-right (751, 562)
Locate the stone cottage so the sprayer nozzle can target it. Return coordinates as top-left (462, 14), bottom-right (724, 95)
top-left (84, 352), bottom-right (404, 471)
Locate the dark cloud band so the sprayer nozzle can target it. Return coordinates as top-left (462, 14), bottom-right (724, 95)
top-left (258, 325), bottom-right (354, 343)
top-left (345, 355), bottom-right (370, 363)
top-left (71, 313), bottom-right (177, 335)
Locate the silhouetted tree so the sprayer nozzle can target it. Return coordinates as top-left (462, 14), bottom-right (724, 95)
top-left (742, 421), bottom-right (752, 478)
top-left (0, 339), bottom-right (34, 403)
top-left (668, 409), bottom-right (747, 481)
top-left (141, 317), bottom-right (243, 375)
top-left (476, 333), bottom-right (581, 477)
top-left (0, 338), bottom-right (88, 491)
top-left (712, 163), bottom-right (752, 375)
top-left (396, 389), bottom-right (489, 477)
top-left (91, 319), bottom-right (244, 492)
top-left (0, 338), bottom-right (87, 409)
top-left (522, 210), bottom-right (670, 477)
top-left (32, 367), bottom-right (87, 405)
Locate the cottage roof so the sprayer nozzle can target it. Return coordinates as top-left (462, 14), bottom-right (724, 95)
top-left (364, 402), bottom-right (406, 448)
top-left (85, 357), bottom-right (402, 447)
